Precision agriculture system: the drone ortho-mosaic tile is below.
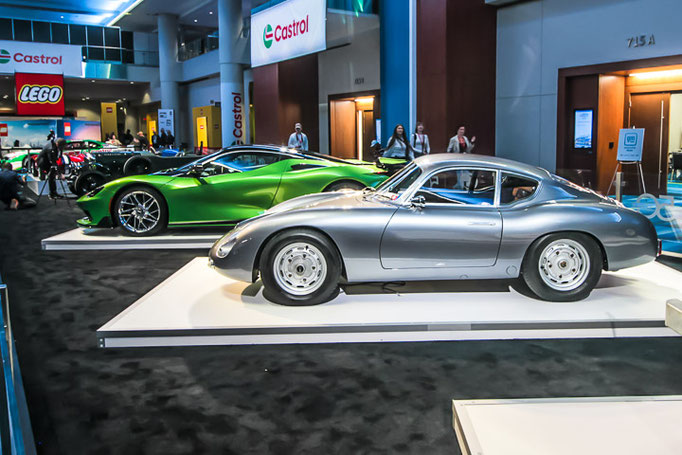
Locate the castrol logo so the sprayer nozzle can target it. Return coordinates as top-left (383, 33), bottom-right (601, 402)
top-left (17, 84), bottom-right (63, 104)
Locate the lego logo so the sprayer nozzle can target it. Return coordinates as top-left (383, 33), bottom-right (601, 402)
top-left (18, 84), bottom-right (63, 104)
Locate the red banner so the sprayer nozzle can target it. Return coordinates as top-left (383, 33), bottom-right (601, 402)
top-left (15, 73), bottom-right (65, 116)
top-left (0, 124), bottom-right (7, 137)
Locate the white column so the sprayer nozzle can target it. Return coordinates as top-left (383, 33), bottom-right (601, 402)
top-left (218, 0), bottom-right (245, 146)
top-left (157, 14), bottom-right (181, 146)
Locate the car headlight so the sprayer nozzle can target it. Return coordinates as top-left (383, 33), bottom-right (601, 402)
top-left (216, 237), bottom-right (237, 258)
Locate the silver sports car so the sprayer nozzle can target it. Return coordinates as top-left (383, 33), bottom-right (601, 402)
top-left (209, 154), bottom-right (659, 306)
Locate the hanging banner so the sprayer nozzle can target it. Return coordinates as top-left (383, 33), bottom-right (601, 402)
top-left (0, 40), bottom-right (83, 77)
top-left (158, 109), bottom-right (175, 138)
top-left (251, 0), bottom-right (326, 68)
top-left (15, 73), bottom-right (65, 116)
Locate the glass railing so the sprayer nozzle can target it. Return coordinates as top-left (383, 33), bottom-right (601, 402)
top-left (0, 274), bottom-right (36, 454)
top-left (178, 36), bottom-right (219, 62)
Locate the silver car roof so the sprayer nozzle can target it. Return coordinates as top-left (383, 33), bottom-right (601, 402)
top-left (414, 153), bottom-right (552, 180)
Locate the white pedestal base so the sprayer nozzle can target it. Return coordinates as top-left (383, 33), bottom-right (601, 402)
top-left (96, 258), bottom-right (681, 348)
top-left (42, 228), bottom-right (223, 251)
top-left (452, 396), bottom-right (682, 455)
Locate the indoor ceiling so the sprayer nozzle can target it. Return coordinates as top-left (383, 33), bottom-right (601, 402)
top-left (114, 0), bottom-right (219, 32)
top-left (0, 0), bottom-right (142, 26)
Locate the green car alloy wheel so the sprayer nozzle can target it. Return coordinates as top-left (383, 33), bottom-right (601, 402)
top-left (76, 146), bottom-right (392, 236)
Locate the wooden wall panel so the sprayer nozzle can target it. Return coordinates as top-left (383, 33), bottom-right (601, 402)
top-left (417, 0), bottom-right (448, 152)
top-left (444, 0), bottom-right (497, 155)
top-left (278, 54), bottom-right (319, 150)
top-left (252, 54), bottom-right (319, 149)
top-left (557, 74), bottom-right (599, 187)
top-left (253, 63), bottom-right (280, 145)
top-left (596, 75), bottom-right (625, 194)
top-left (417, 0), bottom-right (496, 154)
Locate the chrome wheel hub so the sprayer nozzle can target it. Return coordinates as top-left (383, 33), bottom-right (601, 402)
top-left (117, 191), bottom-right (160, 234)
top-left (538, 239), bottom-right (590, 291)
top-left (273, 242), bottom-right (327, 296)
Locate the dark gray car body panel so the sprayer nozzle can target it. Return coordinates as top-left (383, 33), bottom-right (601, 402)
top-left (209, 154), bottom-right (658, 283)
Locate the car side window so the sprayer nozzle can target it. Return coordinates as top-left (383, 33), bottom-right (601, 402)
top-left (223, 152), bottom-right (282, 171)
top-left (500, 173), bottom-right (538, 204)
top-left (415, 169), bottom-right (496, 205)
top-left (200, 155), bottom-right (241, 177)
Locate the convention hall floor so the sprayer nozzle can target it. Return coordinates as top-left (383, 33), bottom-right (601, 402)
top-left (1, 199), bottom-right (682, 454)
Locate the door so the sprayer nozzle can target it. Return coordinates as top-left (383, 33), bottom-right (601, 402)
top-left (147, 120), bottom-right (157, 143)
top-left (166, 151), bottom-right (285, 224)
top-left (330, 100), bottom-right (356, 159)
top-left (361, 110), bottom-right (376, 162)
top-left (196, 116), bottom-right (208, 150)
top-left (628, 92), bottom-right (670, 195)
top-left (380, 168), bottom-right (502, 268)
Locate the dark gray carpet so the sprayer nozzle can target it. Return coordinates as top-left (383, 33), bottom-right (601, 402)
top-left (1, 198), bottom-right (682, 454)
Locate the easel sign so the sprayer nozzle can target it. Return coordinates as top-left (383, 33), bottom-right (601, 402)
top-left (617, 128), bottom-right (644, 161)
top-left (608, 128), bottom-right (646, 196)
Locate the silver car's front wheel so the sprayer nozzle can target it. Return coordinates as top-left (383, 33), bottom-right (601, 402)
top-left (260, 230), bottom-right (341, 306)
top-left (114, 186), bottom-right (167, 236)
top-left (521, 232), bottom-right (602, 302)
top-left (273, 242), bottom-right (328, 296)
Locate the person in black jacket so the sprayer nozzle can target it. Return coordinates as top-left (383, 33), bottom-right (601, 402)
top-left (37, 137), bottom-right (66, 199)
top-left (0, 162), bottom-right (35, 209)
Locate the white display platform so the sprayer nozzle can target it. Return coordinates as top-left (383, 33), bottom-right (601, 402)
top-left (452, 396), bottom-right (682, 455)
top-left (96, 258), bottom-right (680, 348)
top-left (42, 228), bottom-right (222, 251)
top-left (25, 174), bottom-right (73, 197)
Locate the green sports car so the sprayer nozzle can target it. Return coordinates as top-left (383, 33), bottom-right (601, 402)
top-left (76, 145), bottom-right (393, 236)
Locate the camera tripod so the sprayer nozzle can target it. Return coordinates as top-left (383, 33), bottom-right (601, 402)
top-left (34, 166), bottom-right (73, 207)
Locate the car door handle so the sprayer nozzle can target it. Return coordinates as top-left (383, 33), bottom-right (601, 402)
top-left (467, 221), bottom-right (496, 226)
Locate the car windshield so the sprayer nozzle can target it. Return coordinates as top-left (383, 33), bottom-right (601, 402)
top-left (375, 163), bottom-right (422, 198)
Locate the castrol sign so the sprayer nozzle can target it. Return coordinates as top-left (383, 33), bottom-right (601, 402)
top-left (15, 73), bottom-right (65, 116)
top-left (251, 0), bottom-right (326, 68)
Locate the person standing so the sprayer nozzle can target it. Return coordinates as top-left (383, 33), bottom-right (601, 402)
top-left (287, 123), bottom-right (309, 151)
top-left (447, 126), bottom-right (476, 153)
top-left (384, 124), bottom-right (415, 161)
top-left (151, 129), bottom-right (159, 149)
top-left (37, 137), bottom-right (66, 199)
top-left (411, 122), bottom-right (430, 157)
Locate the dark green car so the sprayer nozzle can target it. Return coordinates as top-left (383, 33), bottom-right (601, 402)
top-left (77, 145), bottom-right (392, 236)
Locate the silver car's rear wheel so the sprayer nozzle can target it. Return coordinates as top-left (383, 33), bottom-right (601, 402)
top-left (114, 186), bottom-right (167, 236)
top-left (538, 239), bottom-right (590, 291)
top-left (273, 242), bottom-right (328, 296)
top-left (521, 232), bottom-right (602, 302)
top-left (260, 229), bottom-right (341, 306)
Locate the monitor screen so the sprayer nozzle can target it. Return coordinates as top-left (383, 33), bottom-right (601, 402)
top-left (574, 109), bottom-right (593, 149)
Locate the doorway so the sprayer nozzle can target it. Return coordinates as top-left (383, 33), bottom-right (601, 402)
top-left (627, 92), bottom-right (669, 195)
top-left (329, 92), bottom-right (379, 161)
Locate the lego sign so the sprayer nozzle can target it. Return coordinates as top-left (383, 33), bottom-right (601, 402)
top-left (0, 40), bottom-right (83, 76)
top-left (15, 73), bottom-right (65, 116)
top-left (251, 0), bottom-right (326, 68)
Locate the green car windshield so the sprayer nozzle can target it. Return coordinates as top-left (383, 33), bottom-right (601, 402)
top-left (170, 149), bottom-right (345, 175)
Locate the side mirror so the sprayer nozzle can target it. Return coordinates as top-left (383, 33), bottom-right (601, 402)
top-left (189, 163), bottom-right (204, 176)
top-left (410, 195), bottom-right (426, 208)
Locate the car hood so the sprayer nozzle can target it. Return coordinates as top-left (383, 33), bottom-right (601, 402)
top-left (265, 190), bottom-right (397, 216)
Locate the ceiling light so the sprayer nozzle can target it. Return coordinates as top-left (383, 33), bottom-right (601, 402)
top-left (209, 11), bottom-right (213, 15)
top-left (2, 94), bottom-right (8, 99)
top-left (130, 81), bottom-right (134, 84)
top-left (91, 79), bottom-right (95, 82)
top-left (60, 15), bottom-right (64, 19)
top-left (194, 19), bottom-right (198, 23)
top-left (630, 69), bottom-right (682, 79)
